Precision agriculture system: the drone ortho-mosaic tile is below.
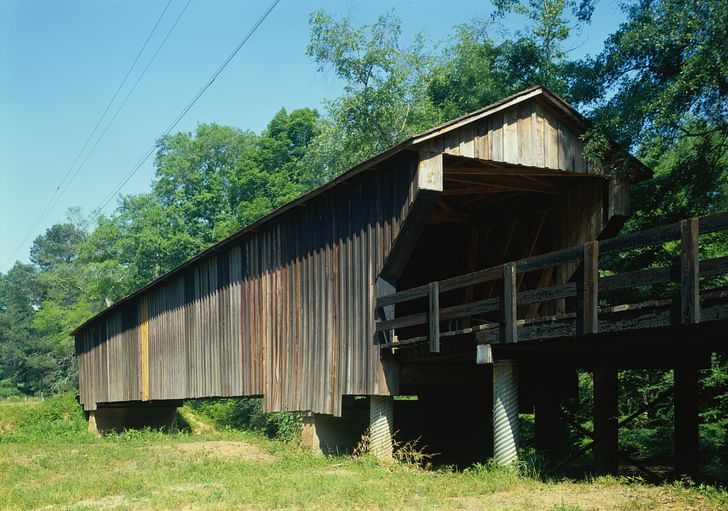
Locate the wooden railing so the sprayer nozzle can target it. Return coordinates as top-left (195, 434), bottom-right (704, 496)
top-left (375, 212), bottom-right (728, 351)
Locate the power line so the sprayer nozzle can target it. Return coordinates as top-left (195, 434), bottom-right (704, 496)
top-left (82, 0), bottom-right (282, 228)
top-left (3, 0), bottom-right (174, 268)
top-left (52, 0), bottom-right (193, 213)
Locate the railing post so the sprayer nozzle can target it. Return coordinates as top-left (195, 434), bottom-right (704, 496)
top-left (579, 241), bottom-right (599, 335)
top-left (428, 281), bottom-right (440, 353)
top-left (676, 217), bottom-right (700, 477)
top-left (503, 263), bottom-right (517, 343)
top-left (680, 218), bottom-right (700, 324)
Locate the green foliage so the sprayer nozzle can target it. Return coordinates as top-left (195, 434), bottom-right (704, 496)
top-left (575, 0), bottom-right (727, 176)
top-left (428, 22), bottom-right (545, 119)
top-left (566, 0), bottom-right (728, 479)
top-left (490, 0), bottom-right (594, 85)
top-left (305, 10), bottom-right (439, 179)
top-left (0, 392), bottom-right (90, 442)
top-left (187, 398), bottom-right (301, 441)
top-left (29, 222), bottom-right (86, 271)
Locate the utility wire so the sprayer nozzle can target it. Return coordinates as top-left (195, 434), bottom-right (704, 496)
top-left (82, 0), bottom-right (282, 228)
top-left (3, 0), bottom-right (174, 268)
top-left (53, 0), bottom-right (193, 211)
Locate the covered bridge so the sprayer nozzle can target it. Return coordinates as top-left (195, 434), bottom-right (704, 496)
top-left (74, 86), bottom-right (650, 464)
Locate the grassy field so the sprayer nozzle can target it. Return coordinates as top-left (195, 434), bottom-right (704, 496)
top-left (1, 395), bottom-right (727, 511)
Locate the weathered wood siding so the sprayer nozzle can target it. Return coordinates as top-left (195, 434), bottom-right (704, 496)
top-left (421, 100), bottom-right (590, 173)
top-left (76, 156), bottom-right (418, 415)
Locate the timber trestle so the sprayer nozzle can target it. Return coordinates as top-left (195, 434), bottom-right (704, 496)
top-left (376, 211), bottom-right (728, 478)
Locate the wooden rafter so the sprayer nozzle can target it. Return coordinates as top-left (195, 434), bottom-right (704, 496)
top-left (447, 176), bottom-right (560, 195)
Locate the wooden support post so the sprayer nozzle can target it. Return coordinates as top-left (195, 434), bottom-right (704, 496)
top-left (535, 371), bottom-right (561, 456)
top-left (579, 241), bottom-right (599, 335)
top-left (674, 366), bottom-right (699, 477)
top-left (680, 218), bottom-right (700, 324)
top-left (503, 262), bottom-right (517, 343)
top-left (593, 367), bottom-right (618, 475)
top-left (428, 281), bottom-right (440, 353)
top-left (676, 218), bottom-right (700, 478)
top-left (493, 360), bottom-right (519, 465)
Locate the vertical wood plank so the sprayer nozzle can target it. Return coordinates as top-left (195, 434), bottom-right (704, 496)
top-left (491, 114), bottom-right (503, 161)
top-left (545, 111), bottom-right (559, 169)
top-left (518, 105), bottom-right (531, 165)
top-left (140, 293), bottom-right (149, 401)
top-left (459, 125), bottom-right (475, 158)
top-left (532, 104), bottom-right (544, 167)
top-left (503, 108), bottom-right (518, 163)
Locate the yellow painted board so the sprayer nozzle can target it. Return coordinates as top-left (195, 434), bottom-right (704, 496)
top-left (140, 294), bottom-right (149, 401)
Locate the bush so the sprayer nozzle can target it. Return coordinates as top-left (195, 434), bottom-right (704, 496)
top-left (0, 379), bottom-right (22, 399)
top-left (187, 398), bottom-right (301, 441)
top-left (0, 392), bottom-right (89, 442)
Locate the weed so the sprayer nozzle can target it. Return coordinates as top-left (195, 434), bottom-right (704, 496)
top-left (2, 397), bottom-right (727, 510)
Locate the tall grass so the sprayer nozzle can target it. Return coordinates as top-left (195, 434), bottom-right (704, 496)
top-left (0, 392), bottom-right (91, 443)
top-left (1, 396), bottom-right (727, 510)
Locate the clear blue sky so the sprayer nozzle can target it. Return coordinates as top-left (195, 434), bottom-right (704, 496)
top-left (0, 0), bottom-right (625, 273)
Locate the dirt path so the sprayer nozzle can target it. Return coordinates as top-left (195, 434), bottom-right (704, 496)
top-left (174, 440), bottom-right (274, 462)
top-left (176, 407), bottom-right (218, 435)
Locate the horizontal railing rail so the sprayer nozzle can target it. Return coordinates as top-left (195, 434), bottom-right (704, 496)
top-left (375, 211), bottom-right (728, 351)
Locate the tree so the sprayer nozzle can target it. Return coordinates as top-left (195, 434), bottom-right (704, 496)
top-left (30, 223), bottom-right (86, 271)
top-left (305, 11), bottom-right (439, 179)
top-left (491, 0), bottom-right (595, 84)
top-left (428, 22), bottom-right (545, 119)
top-left (0, 263), bottom-right (49, 395)
top-left (571, 0), bottom-right (728, 474)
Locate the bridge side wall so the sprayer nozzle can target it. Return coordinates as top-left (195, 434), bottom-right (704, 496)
top-left (75, 154), bottom-right (418, 416)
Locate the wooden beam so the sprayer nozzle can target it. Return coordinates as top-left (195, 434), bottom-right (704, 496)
top-left (447, 176), bottom-right (560, 195)
top-left (535, 366), bottom-right (561, 455)
top-left (516, 210), bottom-right (548, 290)
top-left (380, 189), bottom-right (439, 281)
top-left (593, 367), bottom-right (618, 475)
top-left (680, 218), bottom-right (700, 324)
top-left (503, 262), bottom-right (517, 343)
top-left (526, 266), bottom-right (555, 318)
top-left (674, 366), bottom-right (699, 477)
top-left (436, 199), bottom-right (469, 222)
top-left (579, 241), bottom-right (599, 335)
top-left (441, 186), bottom-right (501, 196)
top-left (429, 281), bottom-right (440, 353)
top-left (417, 152), bottom-right (443, 191)
top-left (376, 277), bottom-right (397, 347)
top-left (600, 178), bottom-right (630, 239)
